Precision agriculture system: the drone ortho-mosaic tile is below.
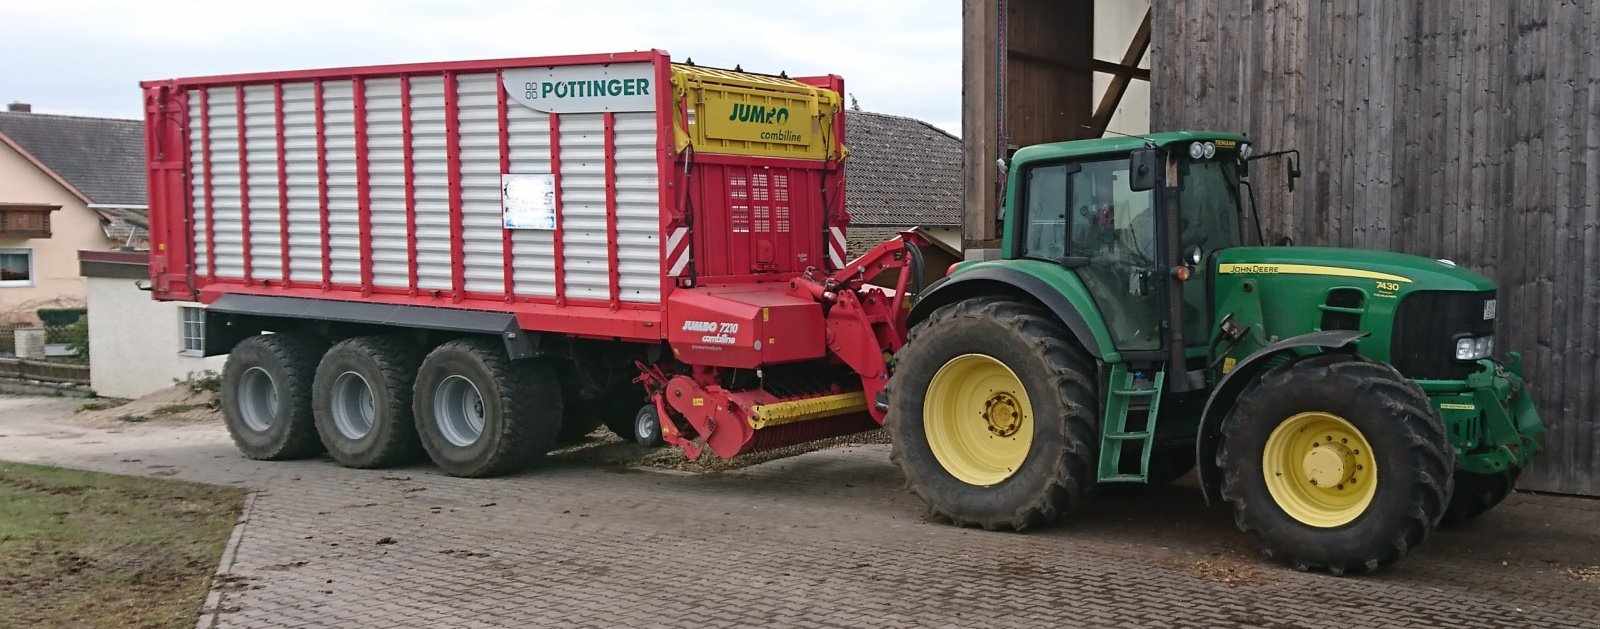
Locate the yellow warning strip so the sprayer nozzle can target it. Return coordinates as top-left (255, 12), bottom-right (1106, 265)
top-left (749, 392), bottom-right (868, 430)
top-left (1217, 263), bottom-right (1412, 283)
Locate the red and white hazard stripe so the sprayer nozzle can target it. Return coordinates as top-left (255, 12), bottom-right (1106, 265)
top-left (666, 226), bottom-right (691, 277)
top-left (827, 226), bottom-right (846, 270)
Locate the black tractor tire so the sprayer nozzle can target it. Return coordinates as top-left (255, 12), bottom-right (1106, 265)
top-left (1442, 468), bottom-right (1522, 524)
top-left (413, 338), bottom-right (561, 478)
top-left (1219, 354), bottom-right (1453, 574)
top-left (221, 333), bottom-right (328, 460)
top-left (311, 336), bottom-right (425, 468)
top-left (886, 297), bottom-right (1099, 531)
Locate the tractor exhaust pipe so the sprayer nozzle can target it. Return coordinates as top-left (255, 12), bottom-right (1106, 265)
top-left (1163, 152), bottom-right (1204, 393)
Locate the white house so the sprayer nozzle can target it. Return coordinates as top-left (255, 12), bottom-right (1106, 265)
top-left (79, 248), bottom-right (223, 398)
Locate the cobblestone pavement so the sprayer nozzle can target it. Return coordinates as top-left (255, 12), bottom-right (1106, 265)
top-left (2, 395), bottom-right (1597, 628)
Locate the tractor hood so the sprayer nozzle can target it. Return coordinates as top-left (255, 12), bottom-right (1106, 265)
top-left (1213, 247), bottom-right (1496, 293)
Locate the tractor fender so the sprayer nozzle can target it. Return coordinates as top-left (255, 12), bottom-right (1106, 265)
top-left (1194, 329), bottom-right (1368, 504)
top-left (908, 267), bottom-right (1104, 358)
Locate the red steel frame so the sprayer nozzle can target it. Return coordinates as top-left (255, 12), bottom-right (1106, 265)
top-left (496, 70), bottom-right (515, 301)
top-left (548, 113), bottom-right (568, 305)
top-left (199, 88), bottom-right (216, 284)
top-left (273, 83), bottom-right (291, 286)
top-left (603, 111), bottom-right (621, 308)
top-left (402, 76), bottom-right (420, 295)
top-left (141, 50), bottom-right (850, 343)
top-left (234, 85), bottom-right (254, 284)
top-left (314, 80), bottom-right (332, 289)
top-left (353, 78), bottom-right (375, 296)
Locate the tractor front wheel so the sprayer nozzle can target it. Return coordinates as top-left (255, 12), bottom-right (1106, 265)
top-left (887, 298), bottom-right (1098, 531)
top-left (1219, 354), bottom-right (1453, 574)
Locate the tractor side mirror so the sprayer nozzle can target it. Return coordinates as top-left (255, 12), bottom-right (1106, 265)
top-left (1129, 148), bottom-right (1159, 192)
top-left (1285, 155), bottom-right (1302, 192)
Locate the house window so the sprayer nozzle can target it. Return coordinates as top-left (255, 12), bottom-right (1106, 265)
top-left (0, 205), bottom-right (58, 238)
top-left (0, 248), bottom-right (34, 287)
top-left (179, 306), bottom-right (205, 356)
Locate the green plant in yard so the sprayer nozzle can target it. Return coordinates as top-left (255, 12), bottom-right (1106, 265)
top-left (62, 317), bottom-right (90, 362)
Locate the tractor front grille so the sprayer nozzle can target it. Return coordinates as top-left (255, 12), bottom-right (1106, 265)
top-left (1390, 290), bottom-right (1497, 380)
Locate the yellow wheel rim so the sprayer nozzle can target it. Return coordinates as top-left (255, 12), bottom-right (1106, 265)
top-left (1262, 411), bottom-right (1379, 527)
top-left (923, 354), bottom-right (1034, 486)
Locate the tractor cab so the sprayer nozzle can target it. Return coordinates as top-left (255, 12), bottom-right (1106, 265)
top-left (1004, 132), bottom-right (1251, 365)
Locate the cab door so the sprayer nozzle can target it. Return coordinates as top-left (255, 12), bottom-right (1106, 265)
top-left (1017, 158), bottom-right (1162, 352)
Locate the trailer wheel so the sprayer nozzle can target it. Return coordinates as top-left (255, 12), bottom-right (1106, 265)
top-left (1219, 354), bottom-right (1453, 574)
top-left (886, 297), bottom-right (1098, 531)
top-left (413, 338), bottom-right (561, 478)
top-left (1442, 468), bottom-right (1521, 524)
top-left (633, 404), bottom-right (666, 447)
top-left (221, 333), bottom-right (327, 460)
top-left (312, 337), bottom-right (424, 468)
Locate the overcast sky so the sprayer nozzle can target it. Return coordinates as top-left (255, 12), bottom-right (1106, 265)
top-left (0, 0), bottom-right (962, 133)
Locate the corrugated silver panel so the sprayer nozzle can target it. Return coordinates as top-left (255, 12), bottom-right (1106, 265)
top-left (612, 112), bottom-right (661, 303)
top-left (364, 78), bottom-right (409, 289)
top-left (322, 81), bottom-right (359, 286)
top-left (282, 83), bottom-right (321, 283)
top-left (505, 101), bottom-right (557, 298)
top-left (241, 84), bottom-right (282, 280)
top-left (205, 87), bottom-right (245, 279)
top-left (183, 62), bottom-right (661, 304)
top-left (409, 76), bottom-right (453, 292)
top-left (556, 113), bottom-right (611, 301)
top-left (457, 73), bottom-right (507, 294)
top-left (188, 94), bottom-right (207, 277)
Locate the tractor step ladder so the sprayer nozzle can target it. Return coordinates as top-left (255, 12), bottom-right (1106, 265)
top-left (1097, 364), bottom-right (1165, 482)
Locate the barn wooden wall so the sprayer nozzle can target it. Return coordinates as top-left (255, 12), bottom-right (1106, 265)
top-left (1152, 1), bottom-right (1600, 496)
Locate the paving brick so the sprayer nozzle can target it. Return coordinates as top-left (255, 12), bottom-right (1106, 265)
top-left (1, 396), bottom-right (1597, 628)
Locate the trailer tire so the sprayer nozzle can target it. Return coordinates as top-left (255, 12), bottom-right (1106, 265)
top-left (1442, 468), bottom-right (1521, 524)
top-left (312, 336), bottom-right (424, 468)
top-left (222, 333), bottom-right (327, 461)
top-left (633, 404), bottom-right (666, 447)
top-left (886, 297), bottom-right (1098, 531)
top-left (1219, 354), bottom-right (1453, 574)
top-left (414, 338), bottom-right (561, 478)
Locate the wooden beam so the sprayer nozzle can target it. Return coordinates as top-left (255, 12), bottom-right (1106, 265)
top-left (1087, 8), bottom-right (1152, 137)
top-left (1008, 50), bottom-right (1151, 82)
top-left (962, 0), bottom-right (1001, 250)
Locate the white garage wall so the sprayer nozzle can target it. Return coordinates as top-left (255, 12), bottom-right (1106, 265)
top-left (87, 277), bottom-right (225, 399)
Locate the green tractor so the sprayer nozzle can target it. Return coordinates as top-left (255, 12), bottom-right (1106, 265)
top-left (886, 131), bottom-right (1544, 574)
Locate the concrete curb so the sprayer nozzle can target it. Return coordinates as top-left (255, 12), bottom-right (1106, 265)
top-left (195, 490), bottom-right (257, 629)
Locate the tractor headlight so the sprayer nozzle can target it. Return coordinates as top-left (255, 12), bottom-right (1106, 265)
top-left (1203, 142), bottom-right (1217, 159)
top-left (1455, 335), bottom-right (1494, 361)
top-left (1189, 142), bottom-right (1206, 159)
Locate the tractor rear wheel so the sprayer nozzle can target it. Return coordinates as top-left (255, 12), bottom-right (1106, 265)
top-left (887, 298), bottom-right (1098, 531)
top-left (1219, 354), bottom-right (1453, 574)
top-left (1442, 468), bottom-right (1521, 524)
